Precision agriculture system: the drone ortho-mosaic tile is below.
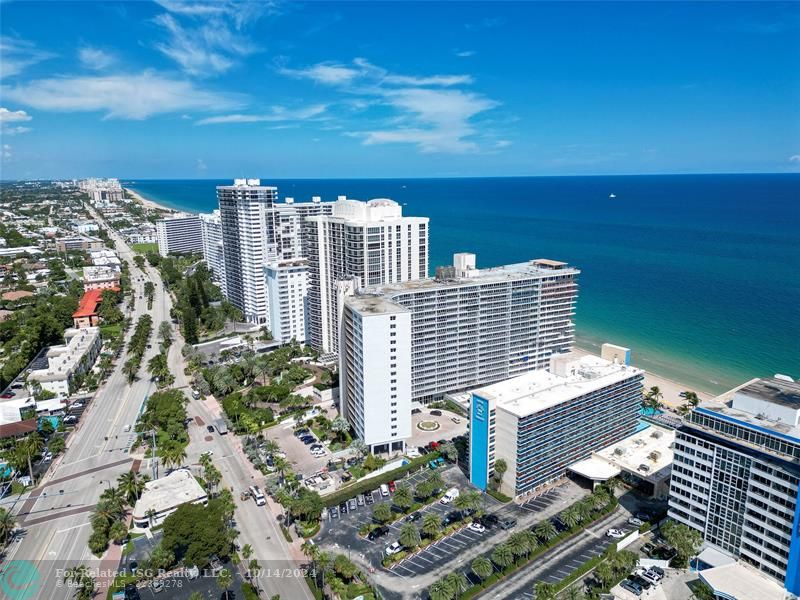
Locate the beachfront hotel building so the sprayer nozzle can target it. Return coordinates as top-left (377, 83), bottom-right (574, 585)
top-left (199, 210), bottom-right (226, 295)
top-left (306, 197), bottom-right (429, 353)
top-left (339, 295), bottom-right (412, 453)
top-left (265, 259), bottom-right (309, 343)
top-left (340, 253), bottom-right (579, 406)
top-left (468, 352), bottom-right (643, 497)
top-left (156, 213), bottom-right (204, 257)
top-left (668, 376), bottom-right (800, 595)
top-left (217, 179), bottom-right (281, 325)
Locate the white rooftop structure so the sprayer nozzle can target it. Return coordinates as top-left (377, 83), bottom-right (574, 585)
top-left (473, 353), bottom-right (644, 418)
top-left (132, 468), bottom-right (208, 529)
top-left (699, 562), bottom-right (785, 600)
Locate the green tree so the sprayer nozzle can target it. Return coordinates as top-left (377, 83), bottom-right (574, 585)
top-left (330, 416), bottom-right (350, 441)
top-left (445, 571), bottom-right (469, 596)
top-left (593, 562), bottom-right (614, 587)
top-left (493, 458), bottom-right (508, 490)
top-left (491, 543), bottom-right (514, 569)
top-left (508, 531), bottom-right (531, 559)
top-left (422, 512), bottom-right (441, 538)
top-left (18, 433), bottom-right (44, 483)
top-left (217, 567), bottom-right (233, 598)
top-left (394, 484), bottom-right (413, 511)
top-left (661, 520), bottom-right (703, 567)
top-left (429, 577), bottom-right (455, 600)
top-left (162, 502), bottom-right (230, 568)
top-left (372, 502), bottom-right (392, 524)
top-left (534, 581), bottom-right (557, 600)
top-left (534, 520), bottom-right (557, 542)
top-left (0, 507), bottom-right (17, 546)
top-left (561, 506), bottom-right (582, 529)
top-left (183, 306), bottom-right (199, 344)
top-left (109, 521), bottom-right (128, 544)
top-left (117, 470), bottom-right (150, 505)
top-left (471, 556), bottom-right (493, 581)
top-left (399, 523), bottom-right (421, 549)
top-left (64, 565), bottom-right (96, 600)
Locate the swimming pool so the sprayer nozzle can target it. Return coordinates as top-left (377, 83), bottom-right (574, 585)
top-left (634, 419), bottom-right (651, 433)
top-left (639, 407), bottom-right (664, 417)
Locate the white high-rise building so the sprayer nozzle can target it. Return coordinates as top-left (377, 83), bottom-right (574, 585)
top-left (306, 197), bottom-right (429, 353)
top-left (199, 210), bottom-right (226, 295)
top-left (340, 254), bottom-right (579, 405)
top-left (339, 295), bottom-right (412, 453)
top-left (265, 259), bottom-right (309, 343)
top-left (156, 214), bottom-right (203, 257)
top-left (217, 179), bottom-right (280, 325)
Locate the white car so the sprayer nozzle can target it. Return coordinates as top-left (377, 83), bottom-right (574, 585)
top-left (385, 542), bottom-right (403, 556)
top-left (311, 449), bottom-right (326, 457)
top-left (606, 528), bottom-right (626, 539)
top-left (640, 570), bottom-right (662, 586)
top-left (71, 402), bottom-right (84, 409)
top-left (627, 517), bottom-right (643, 527)
top-left (468, 522), bottom-right (486, 533)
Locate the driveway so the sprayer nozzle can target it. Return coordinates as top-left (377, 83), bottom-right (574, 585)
top-left (410, 408), bottom-right (468, 448)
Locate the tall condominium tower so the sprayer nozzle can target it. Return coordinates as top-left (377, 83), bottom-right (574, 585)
top-left (156, 214), bottom-right (203, 257)
top-left (217, 179), bottom-right (280, 325)
top-left (306, 197), bottom-right (428, 353)
top-left (199, 210), bottom-right (225, 296)
top-left (668, 377), bottom-right (800, 595)
top-left (339, 253), bottom-right (579, 451)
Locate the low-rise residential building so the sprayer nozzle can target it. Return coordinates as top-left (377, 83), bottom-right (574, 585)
top-left (72, 288), bottom-right (111, 327)
top-left (265, 259), bottom-right (308, 343)
top-left (88, 249), bottom-right (121, 269)
top-left (156, 213), bottom-right (203, 256)
top-left (74, 221), bottom-right (100, 234)
top-left (27, 327), bottom-right (101, 398)
top-left (83, 265), bottom-right (120, 291)
top-left (132, 468), bottom-right (208, 529)
top-left (0, 246), bottom-right (42, 258)
top-left (469, 351), bottom-right (644, 498)
top-left (668, 376), bottom-right (800, 594)
top-left (55, 235), bottom-right (103, 252)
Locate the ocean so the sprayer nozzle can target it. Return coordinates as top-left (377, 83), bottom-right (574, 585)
top-left (125, 174), bottom-right (800, 394)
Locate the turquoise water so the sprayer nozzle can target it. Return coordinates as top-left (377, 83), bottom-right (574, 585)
top-left (126, 174), bottom-right (800, 394)
top-left (639, 407), bottom-right (664, 417)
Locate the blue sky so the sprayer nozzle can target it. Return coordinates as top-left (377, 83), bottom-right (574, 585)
top-left (0, 0), bottom-right (798, 179)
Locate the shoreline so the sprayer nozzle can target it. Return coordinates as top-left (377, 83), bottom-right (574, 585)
top-left (572, 344), bottom-right (714, 410)
top-left (124, 187), bottom-right (177, 214)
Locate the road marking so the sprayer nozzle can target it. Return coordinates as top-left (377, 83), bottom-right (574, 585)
top-left (56, 522), bottom-right (92, 533)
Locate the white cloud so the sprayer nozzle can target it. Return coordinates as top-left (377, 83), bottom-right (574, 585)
top-left (0, 108), bottom-right (32, 122)
top-left (790, 155), bottom-right (800, 163)
top-left (1, 72), bottom-right (243, 120)
top-left (494, 140), bottom-right (512, 148)
top-left (0, 36), bottom-right (55, 79)
top-left (2, 144), bottom-right (11, 159)
top-left (277, 58), bottom-right (500, 154)
top-left (196, 158), bottom-right (207, 171)
top-left (455, 50), bottom-right (476, 58)
top-left (278, 63), bottom-right (363, 86)
top-left (0, 108), bottom-right (33, 135)
top-left (153, 1), bottom-right (269, 76)
top-left (196, 104), bottom-right (327, 125)
top-left (78, 46), bottom-right (115, 70)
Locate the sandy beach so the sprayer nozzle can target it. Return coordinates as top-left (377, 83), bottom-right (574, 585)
top-left (124, 187), bottom-right (177, 214)
top-left (572, 345), bottom-right (714, 411)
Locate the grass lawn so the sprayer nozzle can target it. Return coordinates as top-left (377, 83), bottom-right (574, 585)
top-left (131, 242), bottom-right (158, 254)
top-left (100, 323), bottom-right (122, 339)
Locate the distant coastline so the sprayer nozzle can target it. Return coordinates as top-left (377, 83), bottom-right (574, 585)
top-left (125, 187), bottom-right (177, 213)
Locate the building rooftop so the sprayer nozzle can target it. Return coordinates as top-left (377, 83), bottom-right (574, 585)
top-left (370, 258), bottom-right (579, 297)
top-left (132, 468), bottom-right (207, 520)
top-left (594, 423), bottom-right (674, 482)
top-left (472, 353), bottom-right (642, 418)
top-left (737, 377), bottom-right (800, 408)
top-left (73, 288), bottom-right (116, 318)
top-left (28, 327), bottom-right (99, 383)
top-left (699, 562), bottom-right (784, 600)
top-left (346, 294), bottom-right (412, 316)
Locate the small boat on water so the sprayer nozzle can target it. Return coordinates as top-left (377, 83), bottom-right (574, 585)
top-left (609, 193), bottom-right (617, 198)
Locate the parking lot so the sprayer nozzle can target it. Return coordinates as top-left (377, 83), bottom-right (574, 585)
top-left (410, 408), bottom-right (468, 447)
top-left (264, 412), bottom-right (343, 478)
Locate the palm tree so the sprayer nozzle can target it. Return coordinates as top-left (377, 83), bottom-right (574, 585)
top-left (217, 567), bottom-right (233, 599)
top-left (564, 586), bottom-right (583, 600)
top-left (534, 581), bottom-right (557, 600)
top-left (523, 530), bottom-right (539, 555)
top-left (399, 523), bottom-right (421, 549)
top-left (394, 485), bottom-right (413, 511)
top-left (93, 499), bottom-right (123, 526)
top-left (493, 458), bottom-right (508, 490)
top-left (445, 571), bottom-right (469, 596)
top-left (241, 543), bottom-right (253, 561)
top-left (471, 556), bottom-right (493, 581)
top-left (117, 471), bottom-right (149, 505)
top-left (508, 531), bottom-right (531, 559)
top-left (422, 512), bottom-right (442, 538)
top-left (0, 507), bottom-right (17, 546)
top-left (685, 391), bottom-right (701, 407)
top-left (491, 543), bottom-right (514, 569)
top-left (643, 386), bottom-right (663, 411)
top-left (534, 520), bottom-right (557, 543)
top-left (330, 416), bottom-right (350, 441)
top-left (19, 433), bottom-right (44, 483)
top-left (594, 562), bottom-right (614, 587)
top-left (145, 508), bottom-right (157, 527)
top-left (427, 470), bottom-right (444, 490)
top-left (349, 438), bottom-right (367, 459)
top-left (122, 358), bottom-right (140, 383)
top-left (100, 485), bottom-right (126, 506)
top-left (429, 577), bottom-right (455, 600)
top-left (160, 445), bottom-right (187, 469)
top-left (561, 506), bottom-right (581, 529)
top-left (253, 357), bottom-right (271, 386)
top-left (64, 565), bottom-right (96, 600)
top-left (211, 367), bottom-right (235, 396)
top-left (454, 490), bottom-right (481, 514)
top-left (576, 498), bottom-right (593, 523)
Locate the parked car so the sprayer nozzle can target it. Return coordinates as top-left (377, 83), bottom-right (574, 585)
top-left (499, 518), bottom-right (517, 530)
top-left (468, 522), bottom-right (486, 533)
top-left (620, 579), bottom-right (643, 596)
top-left (635, 512), bottom-right (651, 521)
top-left (348, 498), bottom-right (357, 511)
top-left (430, 410), bottom-right (442, 416)
top-left (294, 428), bottom-right (310, 437)
top-left (404, 512), bottom-right (421, 523)
top-left (477, 514), bottom-right (499, 529)
top-left (339, 502), bottom-right (348, 515)
top-left (440, 487), bottom-right (460, 504)
top-left (641, 569), bottom-right (663, 586)
top-left (311, 448), bottom-right (325, 457)
top-left (606, 528), bottom-right (626, 539)
top-left (0, 393), bottom-right (13, 399)
top-left (451, 417), bottom-right (461, 423)
top-left (357, 494), bottom-right (365, 506)
top-left (630, 574), bottom-right (652, 590)
top-left (207, 425), bottom-right (215, 433)
top-left (442, 511), bottom-right (461, 526)
top-left (411, 408), bottom-right (422, 415)
top-left (385, 541), bottom-right (403, 556)
top-left (417, 446), bottom-right (429, 455)
top-left (71, 402), bottom-right (84, 409)
top-left (380, 484), bottom-right (390, 497)
top-left (365, 492), bottom-right (374, 505)
top-left (627, 517), bottom-right (644, 527)
top-left (388, 481), bottom-right (396, 493)
top-left (328, 507), bottom-right (339, 519)
top-left (368, 526), bottom-right (389, 541)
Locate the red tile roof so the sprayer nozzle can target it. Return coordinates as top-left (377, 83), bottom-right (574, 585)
top-left (72, 287), bottom-right (119, 319)
top-left (0, 418), bottom-right (37, 439)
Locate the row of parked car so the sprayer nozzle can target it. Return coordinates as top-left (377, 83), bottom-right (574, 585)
top-left (328, 482), bottom-right (394, 520)
top-left (620, 565), bottom-right (665, 596)
top-left (294, 428), bottom-right (326, 458)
